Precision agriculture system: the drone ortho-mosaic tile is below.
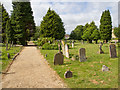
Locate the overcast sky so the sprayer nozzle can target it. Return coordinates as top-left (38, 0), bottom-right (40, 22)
top-left (1, 0), bottom-right (119, 34)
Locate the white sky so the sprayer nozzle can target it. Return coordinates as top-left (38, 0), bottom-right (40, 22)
top-left (1, 0), bottom-right (119, 34)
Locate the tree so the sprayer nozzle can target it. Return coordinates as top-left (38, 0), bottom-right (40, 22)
top-left (33, 26), bottom-right (40, 40)
top-left (70, 25), bottom-right (83, 40)
top-left (91, 29), bottom-right (100, 44)
top-left (100, 10), bottom-right (112, 43)
top-left (82, 21), bottom-right (97, 43)
top-left (113, 25), bottom-right (120, 38)
top-left (2, 4), bottom-right (9, 43)
top-left (40, 8), bottom-right (65, 39)
top-left (11, 0), bottom-right (35, 45)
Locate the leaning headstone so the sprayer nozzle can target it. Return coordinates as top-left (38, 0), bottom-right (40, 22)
top-left (98, 42), bottom-right (104, 54)
top-left (102, 65), bottom-right (110, 71)
top-left (109, 44), bottom-right (117, 58)
top-left (79, 48), bottom-right (86, 62)
top-left (7, 53), bottom-right (10, 59)
top-left (54, 53), bottom-right (64, 65)
top-left (65, 44), bottom-right (69, 58)
top-left (64, 71), bottom-right (73, 78)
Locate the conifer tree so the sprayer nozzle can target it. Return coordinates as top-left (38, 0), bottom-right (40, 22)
top-left (100, 10), bottom-right (112, 43)
top-left (2, 4), bottom-right (9, 43)
top-left (40, 8), bottom-right (65, 39)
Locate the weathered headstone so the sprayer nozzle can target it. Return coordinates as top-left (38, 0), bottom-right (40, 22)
top-left (79, 48), bottom-right (86, 62)
top-left (72, 41), bottom-right (74, 48)
top-left (98, 42), bottom-right (104, 54)
top-left (7, 53), bottom-right (10, 59)
top-left (109, 44), bottom-right (117, 58)
top-left (61, 41), bottom-right (65, 55)
top-left (64, 71), bottom-right (73, 78)
top-left (58, 43), bottom-right (61, 53)
top-left (65, 44), bottom-right (69, 58)
top-left (54, 53), bottom-right (64, 65)
top-left (102, 65), bottom-right (110, 71)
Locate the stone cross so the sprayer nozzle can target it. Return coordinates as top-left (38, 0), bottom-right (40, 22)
top-left (64, 71), bottom-right (73, 78)
top-left (65, 44), bottom-right (69, 58)
top-left (54, 53), bottom-right (64, 65)
top-left (79, 48), bottom-right (86, 62)
top-left (109, 44), bottom-right (117, 58)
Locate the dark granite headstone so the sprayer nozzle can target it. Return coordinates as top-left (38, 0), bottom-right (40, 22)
top-left (54, 53), bottom-right (64, 65)
top-left (7, 53), bottom-right (10, 59)
top-left (64, 71), bottom-right (73, 78)
top-left (109, 44), bottom-right (117, 58)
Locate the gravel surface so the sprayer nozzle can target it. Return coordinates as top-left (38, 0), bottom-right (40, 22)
top-left (2, 46), bottom-right (67, 88)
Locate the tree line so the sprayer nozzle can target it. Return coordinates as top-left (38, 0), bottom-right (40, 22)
top-left (1, 0), bottom-right (35, 49)
top-left (70, 10), bottom-right (119, 43)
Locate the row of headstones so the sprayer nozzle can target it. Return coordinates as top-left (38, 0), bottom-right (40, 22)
top-left (53, 41), bottom-right (117, 78)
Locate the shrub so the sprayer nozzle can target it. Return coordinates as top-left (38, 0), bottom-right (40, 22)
top-left (42, 43), bottom-right (59, 50)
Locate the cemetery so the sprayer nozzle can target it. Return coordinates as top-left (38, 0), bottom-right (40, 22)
top-left (1, 0), bottom-right (119, 89)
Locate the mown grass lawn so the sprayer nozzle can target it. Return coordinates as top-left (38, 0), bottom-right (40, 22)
top-left (40, 41), bottom-right (118, 88)
top-left (1, 43), bottom-right (22, 71)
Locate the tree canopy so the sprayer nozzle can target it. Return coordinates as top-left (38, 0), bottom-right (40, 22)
top-left (40, 8), bottom-right (65, 39)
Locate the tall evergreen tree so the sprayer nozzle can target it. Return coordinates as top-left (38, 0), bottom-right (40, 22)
top-left (2, 4), bottom-right (9, 43)
top-left (100, 10), bottom-right (112, 43)
top-left (0, 3), bottom-right (2, 43)
top-left (11, 0), bottom-right (35, 45)
top-left (40, 8), bottom-right (65, 39)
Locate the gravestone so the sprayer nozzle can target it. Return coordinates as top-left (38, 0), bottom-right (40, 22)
top-left (102, 65), bottom-right (110, 71)
top-left (109, 44), bottom-right (117, 58)
top-left (64, 71), bottom-right (73, 78)
top-left (79, 48), bottom-right (86, 62)
top-left (98, 42), bottom-right (104, 54)
top-left (72, 41), bottom-right (74, 48)
top-left (54, 53), bottom-right (64, 65)
top-left (7, 53), bottom-right (10, 59)
top-left (62, 45), bottom-right (65, 55)
top-left (58, 43), bottom-right (61, 53)
top-left (65, 44), bottom-right (69, 58)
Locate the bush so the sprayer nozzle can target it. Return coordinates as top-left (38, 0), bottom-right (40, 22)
top-left (42, 43), bottom-right (59, 50)
top-left (37, 37), bottom-right (55, 46)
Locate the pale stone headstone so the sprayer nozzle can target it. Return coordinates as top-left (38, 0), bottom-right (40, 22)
top-left (109, 44), bottom-right (117, 58)
top-left (102, 65), bottom-right (110, 71)
top-left (7, 53), bottom-right (10, 59)
top-left (65, 44), bottom-right (69, 58)
top-left (72, 42), bottom-right (74, 48)
top-left (64, 71), bottom-right (73, 78)
top-left (79, 48), bottom-right (86, 62)
top-left (62, 45), bottom-right (65, 55)
top-left (54, 53), bottom-right (64, 65)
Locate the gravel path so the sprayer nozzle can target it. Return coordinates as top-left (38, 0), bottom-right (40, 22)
top-left (2, 45), bottom-right (67, 88)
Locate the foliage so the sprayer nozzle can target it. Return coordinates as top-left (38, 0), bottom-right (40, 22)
top-left (2, 4), bottom-right (9, 43)
top-left (40, 8), bottom-right (65, 39)
top-left (113, 25), bottom-right (120, 38)
top-left (91, 29), bottom-right (100, 40)
top-left (11, 1), bottom-right (35, 45)
top-left (42, 43), bottom-right (59, 50)
top-left (70, 25), bottom-right (84, 40)
top-left (100, 10), bottom-right (112, 41)
top-left (82, 21), bottom-right (97, 43)
top-left (33, 26), bottom-right (40, 40)
top-left (37, 37), bottom-right (55, 46)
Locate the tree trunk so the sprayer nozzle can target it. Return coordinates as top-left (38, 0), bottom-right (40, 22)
top-left (95, 40), bottom-right (98, 44)
top-left (6, 43), bottom-right (8, 51)
top-left (89, 40), bottom-right (92, 43)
